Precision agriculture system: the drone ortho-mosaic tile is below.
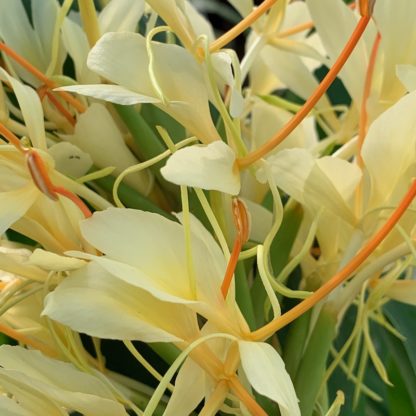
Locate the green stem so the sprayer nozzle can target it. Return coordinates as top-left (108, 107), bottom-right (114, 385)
top-left (234, 262), bottom-right (256, 330)
top-left (294, 303), bottom-right (337, 416)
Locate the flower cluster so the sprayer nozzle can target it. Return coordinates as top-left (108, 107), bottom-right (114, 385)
top-left (0, 0), bottom-right (415, 415)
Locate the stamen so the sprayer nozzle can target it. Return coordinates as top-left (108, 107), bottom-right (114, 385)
top-left (251, 179), bottom-right (416, 341)
top-left (0, 42), bottom-right (86, 113)
top-left (237, 14), bottom-right (372, 169)
top-left (52, 186), bottom-right (92, 218)
top-left (209, 0), bottom-right (278, 53)
top-left (0, 122), bottom-right (25, 152)
top-left (359, 0), bottom-right (376, 17)
top-left (221, 198), bottom-right (250, 299)
top-left (0, 322), bottom-right (57, 357)
top-left (44, 89), bottom-right (76, 126)
top-left (26, 151), bottom-right (59, 200)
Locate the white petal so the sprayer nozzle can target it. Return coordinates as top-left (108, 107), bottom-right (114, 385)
top-left (27, 248), bottom-right (86, 272)
top-left (86, 32), bottom-right (220, 143)
top-left (57, 84), bottom-right (160, 105)
top-left (0, 185), bottom-right (39, 235)
top-left (361, 90), bottom-right (416, 208)
top-left (48, 142), bottom-right (92, 178)
top-left (0, 346), bottom-right (128, 416)
top-left (397, 65), bottom-right (416, 92)
top-left (164, 357), bottom-right (205, 416)
top-left (0, 396), bottom-right (32, 416)
top-left (239, 341), bottom-right (300, 416)
top-left (99, 0), bottom-right (144, 33)
top-left (43, 262), bottom-right (198, 342)
top-left (161, 141), bottom-right (240, 195)
top-left (0, 69), bottom-right (46, 150)
top-left (64, 103), bottom-right (150, 194)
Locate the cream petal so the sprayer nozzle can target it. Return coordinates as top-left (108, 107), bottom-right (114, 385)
top-left (62, 103), bottom-right (151, 194)
top-left (0, 69), bottom-right (46, 150)
top-left (161, 141), bottom-right (240, 195)
top-left (0, 0), bottom-right (44, 85)
top-left (27, 248), bottom-right (86, 272)
top-left (385, 280), bottom-right (416, 306)
top-left (0, 185), bottom-right (39, 235)
top-left (164, 357), bottom-right (205, 416)
top-left (258, 148), bottom-right (315, 203)
top-left (0, 396), bottom-right (32, 416)
top-left (58, 84), bottom-right (160, 105)
top-left (43, 262), bottom-right (198, 342)
top-left (306, 0), bottom-right (375, 105)
top-left (361, 91), bottom-right (416, 208)
top-left (78, 208), bottom-right (193, 295)
top-left (99, 0), bottom-right (144, 33)
top-left (86, 32), bottom-right (220, 143)
top-left (0, 346), bottom-right (128, 416)
top-left (239, 341), bottom-right (300, 416)
top-left (397, 65), bottom-right (416, 92)
top-left (48, 142), bottom-right (93, 178)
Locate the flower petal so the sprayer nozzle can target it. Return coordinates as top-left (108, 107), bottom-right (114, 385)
top-left (43, 262), bottom-right (198, 342)
top-left (239, 341), bottom-right (300, 416)
top-left (99, 0), bottom-right (144, 33)
top-left (161, 141), bottom-right (240, 195)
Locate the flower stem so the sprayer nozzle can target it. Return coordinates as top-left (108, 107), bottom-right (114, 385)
top-left (237, 15), bottom-right (371, 169)
top-left (209, 0), bottom-right (278, 53)
top-left (251, 179), bottom-right (416, 341)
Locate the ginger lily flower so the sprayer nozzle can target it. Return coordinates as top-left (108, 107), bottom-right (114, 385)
top-left (60, 32), bottom-right (221, 144)
top-left (0, 345), bottom-right (129, 416)
top-left (43, 207), bottom-right (300, 415)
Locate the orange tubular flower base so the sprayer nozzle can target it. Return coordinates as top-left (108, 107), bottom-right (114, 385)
top-left (251, 179), bottom-right (416, 342)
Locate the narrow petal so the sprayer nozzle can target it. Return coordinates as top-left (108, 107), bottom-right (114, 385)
top-left (161, 141), bottom-right (240, 195)
top-left (164, 357), bottom-right (205, 416)
top-left (239, 341), bottom-right (300, 416)
top-left (385, 280), bottom-right (416, 306)
top-left (396, 64), bottom-right (416, 92)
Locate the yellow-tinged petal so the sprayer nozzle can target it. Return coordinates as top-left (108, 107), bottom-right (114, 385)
top-left (0, 345), bottom-right (129, 416)
top-left (43, 262), bottom-right (199, 342)
top-left (396, 64), bottom-right (416, 92)
top-left (99, 0), bottom-right (144, 33)
top-left (27, 248), bottom-right (86, 272)
top-left (161, 141), bottom-right (240, 195)
top-left (385, 280), bottom-right (416, 306)
top-left (361, 91), bottom-right (416, 209)
top-left (85, 32), bottom-right (220, 143)
top-left (239, 341), bottom-right (300, 416)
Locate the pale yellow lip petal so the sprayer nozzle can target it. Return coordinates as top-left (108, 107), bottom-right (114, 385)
top-left (27, 248), bottom-right (86, 272)
top-left (161, 141), bottom-right (240, 195)
top-left (0, 345), bottom-right (129, 416)
top-left (43, 262), bottom-right (198, 343)
top-left (98, 0), bottom-right (145, 33)
top-left (85, 31), bottom-right (220, 143)
top-left (397, 65), bottom-right (416, 92)
top-left (0, 185), bottom-right (39, 235)
top-left (239, 341), bottom-right (300, 416)
top-left (361, 90), bottom-right (416, 209)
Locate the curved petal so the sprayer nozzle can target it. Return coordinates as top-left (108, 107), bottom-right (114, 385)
top-left (161, 141), bottom-right (240, 195)
top-left (99, 0), bottom-right (144, 33)
top-left (43, 262), bottom-right (198, 342)
top-left (239, 341), bottom-right (300, 416)
top-left (86, 32), bottom-right (220, 143)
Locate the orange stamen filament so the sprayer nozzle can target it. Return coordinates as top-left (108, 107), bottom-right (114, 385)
top-left (357, 32), bottom-right (381, 168)
top-left (52, 186), bottom-right (92, 218)
top-left (237, 14), bottom-right (371, 169)
top-left (0, 122), bottom-right (91, 218)
top-left (221, 199), bottom-right (249, 298)
top-left (0, 42), bottom-right (86, 113)
top-left (251, 179), bottom-right (416, 341)
top-left (228, 376), bottom-right (268, 416)
top-left (44, 89), bottom-right (76, 126)
top-left (0, 323), bottom-right (57, 357)
top-left (209, 0), bottom-right (278, 53)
